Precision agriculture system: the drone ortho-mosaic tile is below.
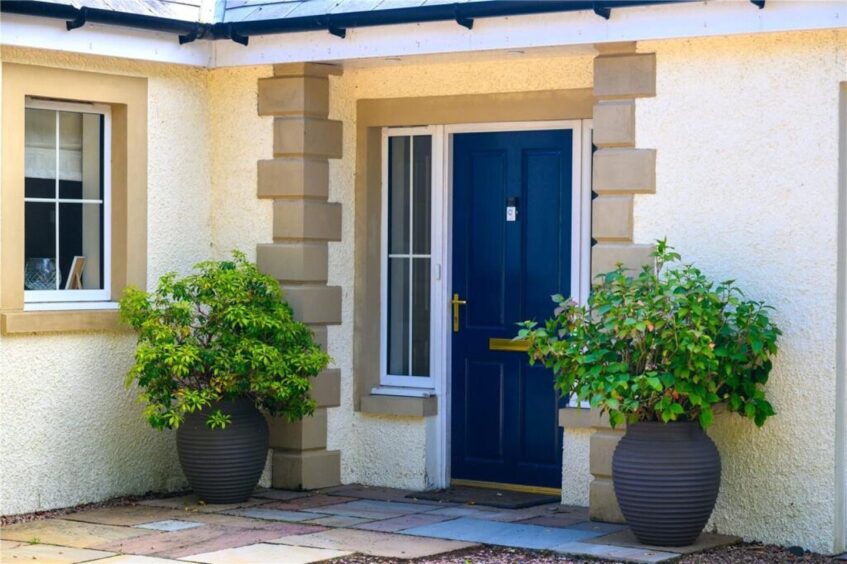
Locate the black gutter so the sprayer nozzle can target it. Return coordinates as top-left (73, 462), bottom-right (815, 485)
top-left (1, 0), bottom-right (694, 46)
top-left (0, 1), bottom-right (215, 44)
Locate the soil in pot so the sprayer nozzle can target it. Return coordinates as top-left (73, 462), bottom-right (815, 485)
top-left (176, 398), bottom-right (269, 504)
top-left (612, 421), bottom-right (721, 546)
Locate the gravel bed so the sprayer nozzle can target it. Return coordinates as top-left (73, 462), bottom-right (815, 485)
top-left (328, 543), bottom-right (839, 564)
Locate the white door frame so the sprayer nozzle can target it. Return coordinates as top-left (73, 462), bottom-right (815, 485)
top-left (424, 119), bottom-right (594, 489)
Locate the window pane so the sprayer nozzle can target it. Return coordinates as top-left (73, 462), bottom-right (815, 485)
top-left (388, 136), bottom-right (410, 254)
top-left (24, 202), bottom-right (57, 290)
top-left (57, 112), bottom-right (103, 200)
top-left (58, 203), bottom-right (104, 290)
top-left (59, 111), bottom-right (83, 198)
top-left (412, 136), bottom-right (432, 255)
top-left (25, 108), bottom-right (57, 198)
top-left (387, 258), bottom-right (410, 375)
top-left (411, 258), bottom-right (430, 377)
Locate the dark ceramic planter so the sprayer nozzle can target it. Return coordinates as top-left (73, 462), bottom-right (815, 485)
top-left (176, 398), bottom-right (269, 504)
top-left (612, 421), bottom-right (721, 546)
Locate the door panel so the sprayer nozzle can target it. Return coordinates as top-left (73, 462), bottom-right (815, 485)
top-left (451, 129), bottom-right (573, 488)
top-left (467, 151), bottom-right (507, 329)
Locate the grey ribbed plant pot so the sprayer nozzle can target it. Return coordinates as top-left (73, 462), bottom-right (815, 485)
top-left (176, 398), bottom-right (269, 504)
top-left (612, 421), bottom-right (721, 547)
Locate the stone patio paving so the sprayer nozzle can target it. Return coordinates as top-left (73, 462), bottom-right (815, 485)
top-left (0, 485), bottom-right (738, 563)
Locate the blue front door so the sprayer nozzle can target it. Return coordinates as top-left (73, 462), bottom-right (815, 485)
top-left (451, 129), bottom-right (573, 488)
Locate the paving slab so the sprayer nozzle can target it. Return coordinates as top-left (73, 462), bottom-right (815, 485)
top-left (517, 514), bottom-right (591, 528)
top-left (261, 494), bottom-right (356, 511)
top-left (270, 528), bottom-right (476, 559)
top-left (305, 515), bottom-right (375, 528)
top-left (311, 499), bottom-right (438, 520)
top-left (175, 511), bottom-right (285, 529)
top-left (96, 523), bottom-right (325, 559)
top-left (0, 538), bottom-right (23, 549)
top-left (554, 540), bottom-right (680, 563)
top-left (95, 556), bottom-right (189, 563)
top-left (136, 520), bottom-right (206, 532)
top-left (64, 505), bottom-right (187, 526)
top-left (569, 520), bottom-right (629, 535)
top-left (183, 542), bottom-right (351, 564)
top-left (94, 525), bottom-right (228, 556)
top-left (320, 484), bottom-right (457, 506)
top-left (587, 529), bottom-right (741, 555)
top-left (424, 505), bottom-right (531, 522)
top-left (555, 505), bottom-right (591, 519)
top-left (0, 518), bottom-right (152, 549)
top-left (0, 542), bottom-right (115, 563)
top-left (224, 507), bottom-right (326, 522)
top-left (252, 488), bottom-right (312, 502)
top-left (303, 503), bottom-right (398, 520)
top-left (352, 513), bottom-right (457, 533)
top-left (138, 495), bottom-right (267, 513)
top-left (401, 516), bottom-right (606, 550)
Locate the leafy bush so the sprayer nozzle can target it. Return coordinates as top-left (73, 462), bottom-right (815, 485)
top-left (120, 252), bottom-right (330, 430)
top-left (518, 241), bottom-right (780, 429)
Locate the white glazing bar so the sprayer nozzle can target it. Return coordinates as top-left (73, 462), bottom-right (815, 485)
top-left (54, 110), bottom-right (60, 291)
top-left (24, 198), bottom-right (104, 204)
top-left (408, 136), bottom-right (414, 377)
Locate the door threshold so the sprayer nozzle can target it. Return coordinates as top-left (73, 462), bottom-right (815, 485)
top-left (451, 478), bottom-right (561, 497)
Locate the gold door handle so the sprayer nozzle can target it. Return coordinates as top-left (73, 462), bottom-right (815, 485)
top-left (451, 293), bottom-right (467, 332)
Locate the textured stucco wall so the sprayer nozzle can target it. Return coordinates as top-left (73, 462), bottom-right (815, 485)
top-left (634, 30), bottom-right (847, 554)
top-left (561, 428), bottom-right (591, 506)
top-left (0, 47), bottom-right (271, 516)
top-left (208, 65), bottom-right (273, 262)
top-left (326, 53), bottom-right (595, 489)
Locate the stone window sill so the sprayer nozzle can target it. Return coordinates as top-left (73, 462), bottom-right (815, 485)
top-left (0, 309), bottom-right (127, 335)
top-left (360, 392), bottom-right (438, 417)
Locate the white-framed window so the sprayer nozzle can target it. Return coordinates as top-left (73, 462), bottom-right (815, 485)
top-left (379, 127), bottom-right (444, 390)
top-left (23, 98), bottom-right (112, 308)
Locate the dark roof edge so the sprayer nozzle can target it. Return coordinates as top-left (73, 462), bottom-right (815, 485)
top-left (0, 0), bottom-right (693, 46)
top-left (1, 1), bottom-right (211, 43)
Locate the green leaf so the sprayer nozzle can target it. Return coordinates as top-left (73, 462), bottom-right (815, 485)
top-left (119, 252), bottom-right (331, 431)
top-left (513, 239), bottom-right (778, 430)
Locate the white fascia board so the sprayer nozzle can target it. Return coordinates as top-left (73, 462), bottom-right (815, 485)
top-left (1, 1), bottom-right (844, 68)
top-left (0, 13), bottom-right (212, 67)
top-left (213, 0), bottom-right (846, 67)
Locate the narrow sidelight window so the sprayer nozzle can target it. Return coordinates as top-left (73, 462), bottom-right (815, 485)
top-left (382, 132), bottom-right (435, 387)
top-left (24, 99), bottom-right (111, 305)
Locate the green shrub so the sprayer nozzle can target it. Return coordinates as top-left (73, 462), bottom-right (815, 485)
top-left (518, 240), bottom-right (780, 429)
top-left (120, 252), bottom-right (330, 430)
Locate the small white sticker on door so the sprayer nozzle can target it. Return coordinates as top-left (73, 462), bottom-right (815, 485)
top-left (506, 206), bottom-right (517, 222)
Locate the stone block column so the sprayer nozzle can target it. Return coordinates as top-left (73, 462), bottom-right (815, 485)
top-left (256, 63), bottom-right (342, 490)
top-left (588, 42), bottom-right (657, 522)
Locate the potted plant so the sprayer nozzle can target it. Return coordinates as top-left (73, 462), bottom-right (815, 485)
top-left (519, 241), bottom-right (780, 546)
top-left (120, 252), bottom-right (330, 504)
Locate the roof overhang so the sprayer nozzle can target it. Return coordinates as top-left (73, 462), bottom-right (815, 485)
top-left (0, 0), bottom-right (844, 68)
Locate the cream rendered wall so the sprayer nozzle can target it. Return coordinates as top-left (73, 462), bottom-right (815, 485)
top-left (0, 47), bottom-right (272, 516)
top-left (208, 65), bottom-right (273, 262)
top-left (561, 428), bottom-right (591, 506)
top-left (326, 53), bottom-right (594, 489)
top-left (635, 30), bottom-right (847, 554)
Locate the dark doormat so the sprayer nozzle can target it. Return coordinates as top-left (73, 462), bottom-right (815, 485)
top-left (407, 486), bottom-right (559, 509)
